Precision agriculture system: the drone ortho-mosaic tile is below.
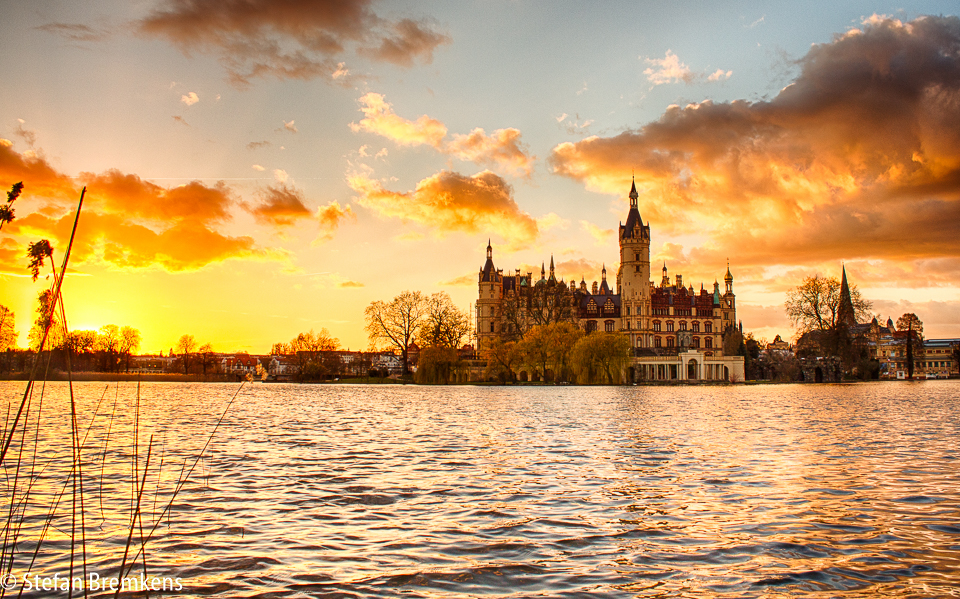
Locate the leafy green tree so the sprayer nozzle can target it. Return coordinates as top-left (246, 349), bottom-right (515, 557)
top-left (569, 332), bottom-right (630, 384)
top-left (896, 313), bottom-right (924, 379)
top-left (415, 346), bottom-right (461, 384)
top-left (483, 337), bottom-right (520, 382)
top-left (517, 322), bottom-right (582, 382)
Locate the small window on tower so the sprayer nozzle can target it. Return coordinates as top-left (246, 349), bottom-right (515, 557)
top-left (635, 253), bottom-right (639, 261)
top-left (635, 265), bottom-right (640, 272)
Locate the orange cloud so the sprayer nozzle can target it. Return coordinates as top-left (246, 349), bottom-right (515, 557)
top-left (439, 273), bottom-right (475, 286)
top-left (550, 16), bottom-right (960, 270)
top-left (248, 184), bottom-right (311, 227)
top-left (1, 142), bottom-right (281, 271)
top-left (447, 128), bottom-right (535, 177)
top-left (350, 93), bottom-right (447, 147)
top-left (81, 170), bottom-right (234, 224)
top-left (9, 211), bottom-right (267, 272)
top-left (138, 0), bottom-right (449, 85)
top-left (348, 170), bottom-right (538, 247)
top-left (351, 94), bottom-right (535, 176)
top-left (315, 200), bottom-right (355, 243)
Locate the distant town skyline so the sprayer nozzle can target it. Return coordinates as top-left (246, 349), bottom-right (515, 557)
top-left (1, 1), bottom-right (958, 353)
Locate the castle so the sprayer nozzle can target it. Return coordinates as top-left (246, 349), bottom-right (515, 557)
top-left (477, 180), bottom-right (745, 381)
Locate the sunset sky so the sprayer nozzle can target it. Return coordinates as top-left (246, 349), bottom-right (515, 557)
top-left (2, 0), bottom-right (959, 353)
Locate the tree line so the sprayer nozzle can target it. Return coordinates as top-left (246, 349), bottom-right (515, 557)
top-left (483, 322), bottom-right (631, 384)
top-left (363, 290), bottom-right (634, 385)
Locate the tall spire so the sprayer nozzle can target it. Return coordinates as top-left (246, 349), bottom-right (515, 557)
top-left (629, 176), bottom-right (638, 208)
top-left (837, 264), bottom-right (856, 327)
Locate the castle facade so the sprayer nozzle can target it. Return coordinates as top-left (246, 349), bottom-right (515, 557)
top-left (477, 181), bottom-right (745, 382)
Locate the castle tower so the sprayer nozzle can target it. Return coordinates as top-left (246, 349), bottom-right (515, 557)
top-left (721, 260), bottom-right (736, 332)
top-left (617, 178), bottom-right (651, 346)
top-left (476, 239), bottom-right (503, 352)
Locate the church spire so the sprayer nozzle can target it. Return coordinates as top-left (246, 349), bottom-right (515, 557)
top-left (837, 264), bottom-right (856, 327)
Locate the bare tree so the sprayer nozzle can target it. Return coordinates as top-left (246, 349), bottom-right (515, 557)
top-left (95, 324), bottom-right (121, 372)
top-left (198, 342), bottom-right (215, 375)
top-left (288, 328), bottom-right (340, 380)
top-left (0, 305), bottom-right (16, 350)
top-left (785, 274), bottom-right (871, 334)
top-left (365, 291), bottom-right (427, 375)
top-left (119, 326), bottom-right (142, 372)
top-left (418, 292), bottom-right (471, 349)
top-left (176, 334), bottom-right (198, 374)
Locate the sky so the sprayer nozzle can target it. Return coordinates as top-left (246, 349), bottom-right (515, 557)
top-left (1, 0), bottom-right (959, 353)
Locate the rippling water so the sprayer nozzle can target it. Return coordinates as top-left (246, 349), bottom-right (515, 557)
top-left (2, 381), bottom-right (959, 597)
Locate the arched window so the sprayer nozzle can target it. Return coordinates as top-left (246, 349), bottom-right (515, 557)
top-left (693, 337), bottom-right (700, 348)
top-left (605, 320), bottom-right (615, 332)
top-left (705, 322), bottom-right (713, 333)
top-left (586, 320), bottom-right (598, 333)
top-left (666, 321), bottom-right (674, 332)
top-left (679, 321), bottom-right (687, 331)
top-left (692, 321), bottom-right (700, 332)
top-left (653, 321), bottom-right (661, 332)
top-left (667, 337), bottom-right (674, 347)
top-left (705, 337), bottom-right (713, 349)
top-left (655, 336), bottom-right (662, 348)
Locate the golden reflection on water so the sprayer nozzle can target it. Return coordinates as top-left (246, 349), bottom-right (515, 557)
top-left (1, 381), bottom-right (959, 597)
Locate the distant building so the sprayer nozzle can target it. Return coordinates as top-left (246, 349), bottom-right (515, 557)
top-left (476, 180), bottom-right (744, 382)
top-left (921, 339), bottom-right (959, 379)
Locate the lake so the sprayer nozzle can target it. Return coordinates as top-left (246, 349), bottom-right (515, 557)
top-left (1, 381), bottom-right (958, 597)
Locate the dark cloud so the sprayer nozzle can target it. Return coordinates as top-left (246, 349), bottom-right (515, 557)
top-left (549, 16), bottom-right (960, 269)
top-left (247, 140), bottom-right (271, 150)
top-left (138, 0), bottom-right (450, 85)
top-left (357, 18), bottom-right (450, 67)
top-left (248, 184), bottom-right (311, 227)
top-left (36, 23), bottom-right (106, 42)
